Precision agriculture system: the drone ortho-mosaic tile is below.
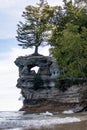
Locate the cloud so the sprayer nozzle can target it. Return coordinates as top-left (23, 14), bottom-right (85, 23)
top-left (0, 0), bottom-right (63, 39)
top-left (0, 0), bottom-right (62, 10)
top-left (0, 0), bottom-right (44, 39)
top-left (0, 0), bottom-right (29, 9)
top-left (0, 53), bottom-right (22, 111)
top-left (0, 0), bottom-right (33, 39)
top-left (0, 0), bottom-right (40, 11)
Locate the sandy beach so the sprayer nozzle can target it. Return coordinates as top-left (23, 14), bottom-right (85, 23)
top-left (24, 120), bottom-right (87, 130)
top-left (54, 120), bottom-right (87, 130)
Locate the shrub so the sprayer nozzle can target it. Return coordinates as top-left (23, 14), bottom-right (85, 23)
top-left (55, 78), bottom-right (87, 92)
top-left (32, 74), bottom-right (43, 90)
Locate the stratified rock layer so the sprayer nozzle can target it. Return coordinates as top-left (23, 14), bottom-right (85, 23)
top-left (15, 54), bottom-right (87, 112)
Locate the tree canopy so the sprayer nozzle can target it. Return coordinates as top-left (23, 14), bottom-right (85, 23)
top-left (50, 0), bottom-right (87, 78)
top-left (16, 0), bottom-right (87, 78)
top-left (16, 0), bottom-right (58, 54)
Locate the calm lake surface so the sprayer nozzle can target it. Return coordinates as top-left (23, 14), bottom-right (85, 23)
top-left (0, 111), bottom-right (87, 130)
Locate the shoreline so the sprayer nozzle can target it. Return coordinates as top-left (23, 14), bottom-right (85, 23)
top-left (20, 120), bottom-right (87, 130)
top-left (0, 111), bottom-right (87, 130)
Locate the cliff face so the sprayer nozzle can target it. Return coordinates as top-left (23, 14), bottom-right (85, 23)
top-left (15, 54), bottom-right (87, 112)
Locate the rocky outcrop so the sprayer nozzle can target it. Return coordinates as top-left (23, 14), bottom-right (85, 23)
top-left (15, 54), bottom-right (57, 89)
top-left (15, 54), bottom-right (87, 112)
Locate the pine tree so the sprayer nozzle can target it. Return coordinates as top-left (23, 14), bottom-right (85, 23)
top-left (16, 0), bottom-right (56, 55)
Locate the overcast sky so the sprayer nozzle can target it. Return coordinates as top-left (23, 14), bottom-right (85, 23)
top-left (0, 0), bottom-right (63, 111)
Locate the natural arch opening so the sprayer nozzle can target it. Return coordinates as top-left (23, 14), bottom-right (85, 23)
top-left (31, 66), bottom-right (40, 74)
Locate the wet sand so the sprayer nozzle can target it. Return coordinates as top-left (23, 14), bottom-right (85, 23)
top-left (54, 120), bottom-right (87, 130)
top-left (24, 120), bottom-right (87, 130)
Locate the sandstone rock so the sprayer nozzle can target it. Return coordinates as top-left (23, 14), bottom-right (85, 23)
top-left (15, 54), bottom-right (87, 112)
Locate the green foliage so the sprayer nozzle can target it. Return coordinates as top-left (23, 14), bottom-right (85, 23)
top-left (50, 0), bottom-right (87, 78)
top-left (55, 78), bottom-right (87, 92)
top-left (32, 74), bottom-right (43, 90)
top-left (16, 0), bottom-right (58, 54)
top-left (16, 0), bottom-right (87, 79)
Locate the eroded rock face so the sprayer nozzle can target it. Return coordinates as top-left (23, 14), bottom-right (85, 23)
top-left (15, 54), bottom-right (87, 112)
top-left (15, 54), bottom-right (57, 105)
top-left (15, 54), bottom-right (55, 89)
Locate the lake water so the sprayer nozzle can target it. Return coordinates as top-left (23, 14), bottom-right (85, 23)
top-left (0, 111), bottom-right (87, 130)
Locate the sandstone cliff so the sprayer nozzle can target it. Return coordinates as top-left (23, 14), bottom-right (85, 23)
top-left (15, 54), bottom-right (87, 112)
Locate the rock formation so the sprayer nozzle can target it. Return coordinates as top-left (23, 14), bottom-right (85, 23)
top-left (15, 54), bottom-right (87, 112)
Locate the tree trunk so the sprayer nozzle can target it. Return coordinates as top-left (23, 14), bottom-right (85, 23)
top-left (35, 46), bottom-right (38, 54)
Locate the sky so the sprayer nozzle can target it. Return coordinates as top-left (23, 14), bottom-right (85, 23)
top-left (0, 0), bottom-right (63, 111)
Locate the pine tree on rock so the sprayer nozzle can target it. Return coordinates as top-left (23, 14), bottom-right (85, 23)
top-left (16, 0), bottom-right (56, 55)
